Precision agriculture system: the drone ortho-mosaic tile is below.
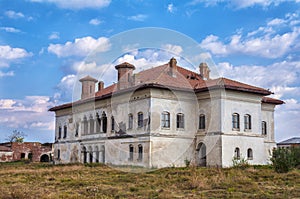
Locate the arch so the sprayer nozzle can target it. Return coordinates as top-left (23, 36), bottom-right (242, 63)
top-left (234, 147), bottom-right (240, 159)
top-left (196, 142), bottom-right (206, 167)
top-left (247, 148), bottom-right (253, 160)
top-left (40, 154), bottom-right (50, 162)
top-left (102, 111), bottom-right (107, 133)
top-left (88, 146), bottom-right (93, 163)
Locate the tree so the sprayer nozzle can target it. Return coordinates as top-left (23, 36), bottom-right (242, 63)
top-left (6, 130), bottom-right (27, 143)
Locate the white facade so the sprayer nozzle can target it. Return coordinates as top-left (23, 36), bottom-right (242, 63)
top-left (50, 60), bottom-right (282, 168)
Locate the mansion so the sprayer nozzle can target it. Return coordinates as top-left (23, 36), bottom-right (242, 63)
top-left (49, 58), bottom-right (283, 168)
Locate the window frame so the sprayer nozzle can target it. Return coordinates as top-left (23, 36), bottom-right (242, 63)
top-left (232, 113), bottom-right (240, 130)
top-left (129, 144), bottom-right (134, 161)
top-left (199, 114), bottom-right (206, 130)
top-left (137, 112), bottom-right (143, 128)
top-left (244, 114), bottom-right (252, 131)
top-left (138, 144), bottom-right (143, 161)
top-left (247, 148), bottom-right (253, 160)
top-left (234, 147), bottom-right (240, 160)
top-left (63, 125), bottom-right (67, 138)
top-left (111, 116), bottom-right (115, 132)
top-left (161, 111), bottom-right (170, 128)
top-left (176, 113), bottom-right (185, 129)
top-left (262, 121), bottom-right (267, 135)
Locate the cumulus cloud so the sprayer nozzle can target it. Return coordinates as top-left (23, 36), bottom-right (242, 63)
top-left (200, 27), bottom-right (300, 58)
top-left (0, 96), bottom-right (56, 130)
top-left (89, 18), bottom-right (102, 26)
top-left (48, 36), bottom-right (111, 57)
top-left (0, 45), bottom-right (32, 67)
top-left (29, 0), bottom-right (111, 9)
top-left (128, 14), bottom-right (148, 22)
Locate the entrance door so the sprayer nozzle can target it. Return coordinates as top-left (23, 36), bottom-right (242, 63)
top-left (196, 142), bottom-right (207, 167)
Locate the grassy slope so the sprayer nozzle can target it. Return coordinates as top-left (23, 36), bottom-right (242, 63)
top-left (0, 162), bottom-right (299, 199)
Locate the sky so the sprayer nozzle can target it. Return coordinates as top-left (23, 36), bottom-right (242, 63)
top-left (0, 0), bottom-right (299, 143)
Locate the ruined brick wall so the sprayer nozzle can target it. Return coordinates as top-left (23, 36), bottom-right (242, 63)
top-left (0, 151), bottom-right (13, 162)
top-left (11, 142), bottom-right (53, 162)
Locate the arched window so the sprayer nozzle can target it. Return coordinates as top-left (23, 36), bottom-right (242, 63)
top-left (111, 116), bottom-right (115, 131)
top-left (138, 144), bottom-right (143, 161)
top-left (96, 113), bottom-right (101, 133)
top-left (89, 146), bottom-right (93, 163)
top-left (83, 116), bottom-right (88, 134)
top-left (138, 112), bottom-right (143, 128)
top-left (75, 122), bottom-right (79, 137)
top-left (176, 113), bottom-right (184, 129)
top-left (234, 147), bottom-right (240, 159)
top-left (262, 121), bottom-right (267, 135)
top-left (247, 148), bottom-right (253, 160)
top-left (58, 126), bottom-right (62, 139)
top-left (161, 112), bottom-right (170, 128)
top-left (63, 125), bottom-right (67, 138)
top-left (199, 114), bottom-right (205, 130)
top-left (82, 146), bottom-right (87, 163)
top-left (128, 114), bottom-right (133, 129)
top-left (129, 144), bottom-right (134, 161)
top-left (244, 114), bottom-right (251, 130)
top-left (232, 113), bottom-right (240, 130)
top-left (89, 115), bottom-right (94, 134)
top-left (102, 112), bottom-right (107, 133)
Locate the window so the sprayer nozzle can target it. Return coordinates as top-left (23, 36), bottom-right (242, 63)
top-left (75, 123), bottom-right (79, 137)
top-left (96, 113), bottom-right (101, 133)
top-left (57, 149), bottom-right (60, 160)
top-left (138, 144), bottom-right (143, 161)
top-left (247, 148), bottom-right (253, 160)
top-left (89, 115), bottom-right (94, 134)
top-left (262, 121), bottom-right (267, 135)
top-left (63, 125), bottom-right (67, 138)
top-left (83, 116), bottom-right (88, 134)
top-left (199, 114), bottom-right (205, 130)
top-left (58, 126), bottom-right (62, 139)
top-left (83, 147), bottom-right (87, 163)
top-left (161, 112), bottom-right (170, 128)
top-left (234, 147), bottom-right (240, 159)
top-left (176, 113), bottom-right (184, 129)
top-left (128, 114), bottom-right (133, 129)
top-left (102, 112), bottom-right (107, 133)
top-left (244, 114), bottom-right (251, 130)
top-left (129, 145), bottom-right (134, 161)
top-left (111, 116), bottom-right (115, 131)
top-left (138, 112), bottom-right (143, 128)
top-left (232, 113), bottom-right (240, 130)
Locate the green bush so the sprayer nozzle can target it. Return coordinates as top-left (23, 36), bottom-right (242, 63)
top-left (271, 147), bottom-right (300, 173)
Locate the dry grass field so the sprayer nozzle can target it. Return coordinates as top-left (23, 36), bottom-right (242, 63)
top-left (0, 162), bottom-right (299, 198)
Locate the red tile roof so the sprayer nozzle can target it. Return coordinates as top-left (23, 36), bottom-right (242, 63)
top-left (262, 97), bottom-right (284, 105)
top-left (49, 61), bottom-right (282, 111)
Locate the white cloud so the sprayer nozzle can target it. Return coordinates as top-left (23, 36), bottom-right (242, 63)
top-left (5, 10), bottom-right (25, 19)
top-left (200, 27), bottom-right (300, 58)
top-left (48, 36), bottom-right (111, 57)
top-left (0, 96), bottom-right (55, 130)
top-left (29, 0), bottom-right (111, 9)
top-left (0, 71), bottom-right (14, 77)
top-left (188, 0), bottom-right (299, 9)
top-left (167, 3), bottom-right (176, 13)
top-left (128, 14), bottom-right (148, 22)
top-left (161, 44), bottom-right (183, 55)
top-left (0, 45), bottom-right (32, 67)
top-left (89, 18), bottom-right (102, 26)
top-left (267, 18), bottom-right (286, 26)
top-left (0, 27), bottom-right (21, 33)
top-left (49, 32), bottom-right (60, 40)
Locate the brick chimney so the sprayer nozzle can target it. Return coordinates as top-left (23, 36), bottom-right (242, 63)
top-left (79, 75), bottom-right (98, 100)
top-left (199, 62), bottom-right (210, 80)
top-left (115, 62), bottom-right (135, 90)
top-left (169, 57), bottom-right (177, 77)
top-left (98, 81), bottom-right (104, 91)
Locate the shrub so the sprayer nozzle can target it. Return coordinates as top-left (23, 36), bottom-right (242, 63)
top-left (271, 147), bottom-right (300, 173)
top-left (232, 156), bottom-right (249, 169)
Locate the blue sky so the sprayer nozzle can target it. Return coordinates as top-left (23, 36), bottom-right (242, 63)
top-left (0, 0), bottom-right (299, 143)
